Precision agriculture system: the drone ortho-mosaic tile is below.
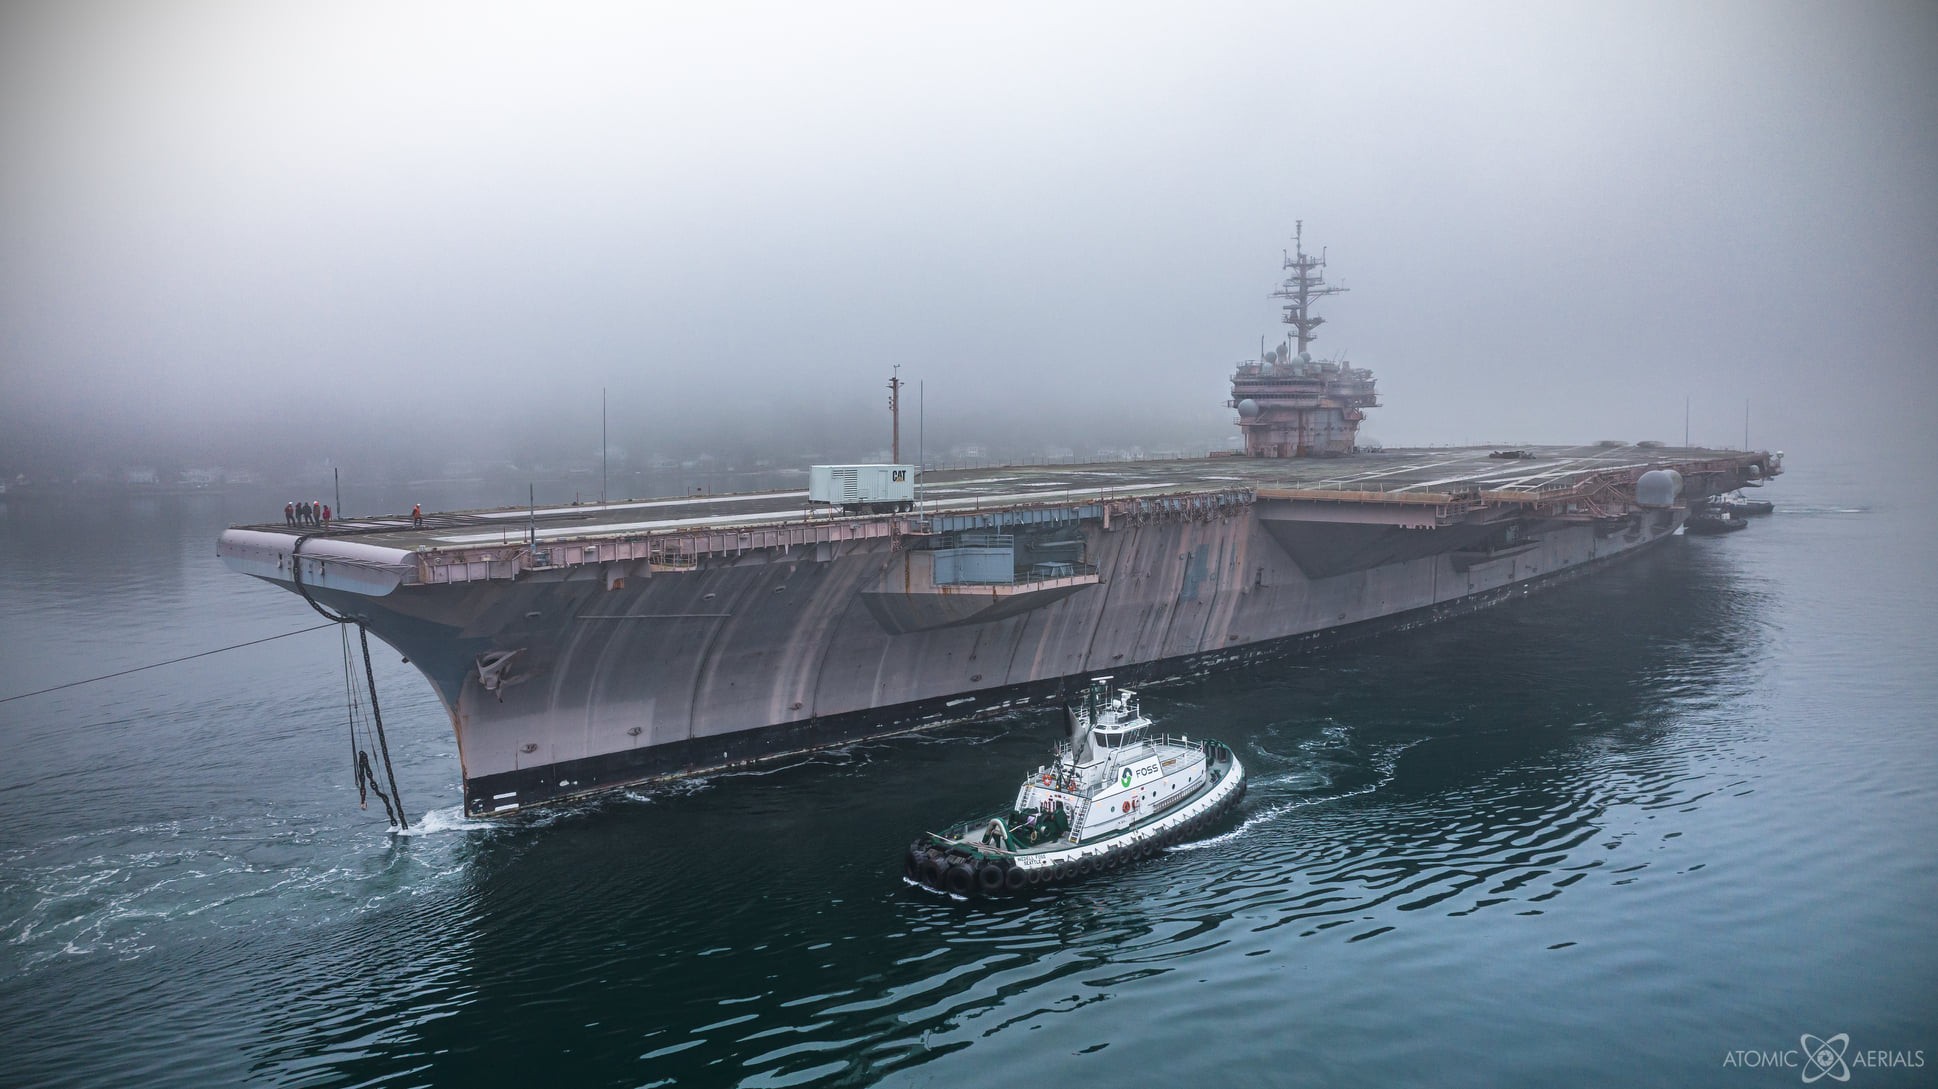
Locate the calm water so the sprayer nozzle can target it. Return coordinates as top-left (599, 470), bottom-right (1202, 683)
top-left (2, 457), bottom-right (1933, 1088)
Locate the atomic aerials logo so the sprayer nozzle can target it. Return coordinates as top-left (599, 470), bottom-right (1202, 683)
top-left (1725, 1032), bottom-right (1923, 1080)
top-left (1801, 1034), bottom-right (1851, 1084)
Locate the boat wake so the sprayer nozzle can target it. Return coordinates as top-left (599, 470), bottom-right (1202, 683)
top-left (0, 811), bottom-right (472, 973)
top-left (393, 804), bottom-right (478, 836)
top-left (620, 776), bottom-right (717, 805)
top-left (1170, 737), bottom-right (1424, 852)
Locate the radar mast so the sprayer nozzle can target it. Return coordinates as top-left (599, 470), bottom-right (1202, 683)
top-left (1271, 220), bottom-right (1348, 355)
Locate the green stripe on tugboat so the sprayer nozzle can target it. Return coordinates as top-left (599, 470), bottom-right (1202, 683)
top-left (903, 677), bottom-right (1247, 897)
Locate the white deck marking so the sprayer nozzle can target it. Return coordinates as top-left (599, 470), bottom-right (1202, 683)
top-left (429, 481), bottom-right (1189, 545)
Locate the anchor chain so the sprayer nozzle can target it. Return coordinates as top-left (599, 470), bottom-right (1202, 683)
top-left (299, 532), bottom-right (409, 830)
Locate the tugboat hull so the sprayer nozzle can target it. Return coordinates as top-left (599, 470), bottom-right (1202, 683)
top-left (905, 740), bottom-right (1246, 898)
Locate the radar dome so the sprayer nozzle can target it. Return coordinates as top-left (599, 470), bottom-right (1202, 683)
top-left (1297, 352), bottom-right (1312, 365)
top-left (1237, 398), bottom-right (1261, 419)
top-left (1635, 469), bottom-right (1683, 509)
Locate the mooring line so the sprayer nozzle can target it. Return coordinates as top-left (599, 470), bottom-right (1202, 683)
top-left (0, 623), bottom-right (340, 704)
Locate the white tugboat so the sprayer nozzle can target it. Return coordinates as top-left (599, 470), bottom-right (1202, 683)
top-left (904, 678), bottom-right (1246, 897)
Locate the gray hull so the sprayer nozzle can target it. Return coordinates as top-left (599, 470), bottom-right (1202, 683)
top-left (233, 475), bottom-right (1699, 815)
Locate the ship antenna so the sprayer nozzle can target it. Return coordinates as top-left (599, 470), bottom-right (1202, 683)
top-left (1272, 218), bottom-right (1348, 355)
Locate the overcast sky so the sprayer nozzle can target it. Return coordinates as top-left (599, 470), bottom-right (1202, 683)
top-left (2, 1), bottom-right (1933, 474)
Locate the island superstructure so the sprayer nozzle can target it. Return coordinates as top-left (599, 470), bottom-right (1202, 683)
top-left (1231, 221), bottom-right (1379, 457)
top-left (218, 232), bottom-right (1782, 817)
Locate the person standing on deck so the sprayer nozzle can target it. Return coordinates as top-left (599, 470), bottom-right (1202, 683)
top-left (412, 503), bottom-right (422, 528)
top-left (284, 501), bottom-right (294, 526)
top-left (321, 504), bottom-right (331, 528)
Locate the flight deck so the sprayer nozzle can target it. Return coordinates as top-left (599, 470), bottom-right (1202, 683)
top-left (239, 443), bottom-right (1772, 552)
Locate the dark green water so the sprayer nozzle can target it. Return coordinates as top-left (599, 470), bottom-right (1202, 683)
top-left (2, 457), bottom-right (1932, 1087)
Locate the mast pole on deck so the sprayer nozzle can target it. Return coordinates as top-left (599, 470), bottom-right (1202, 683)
top-left (889, 366), bottom-right (903, 463)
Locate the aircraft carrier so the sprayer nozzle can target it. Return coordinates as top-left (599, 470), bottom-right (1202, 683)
top-left (218, 226), bottom-right (1782, 817)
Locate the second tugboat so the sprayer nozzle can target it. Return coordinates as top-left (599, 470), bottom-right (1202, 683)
top-left (903, 679), bottom-right (1246, 898)
top-left (1684, 500), bottom-right (1751, 535)
top-left (1718, 491), bottom-right (1775, 517)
